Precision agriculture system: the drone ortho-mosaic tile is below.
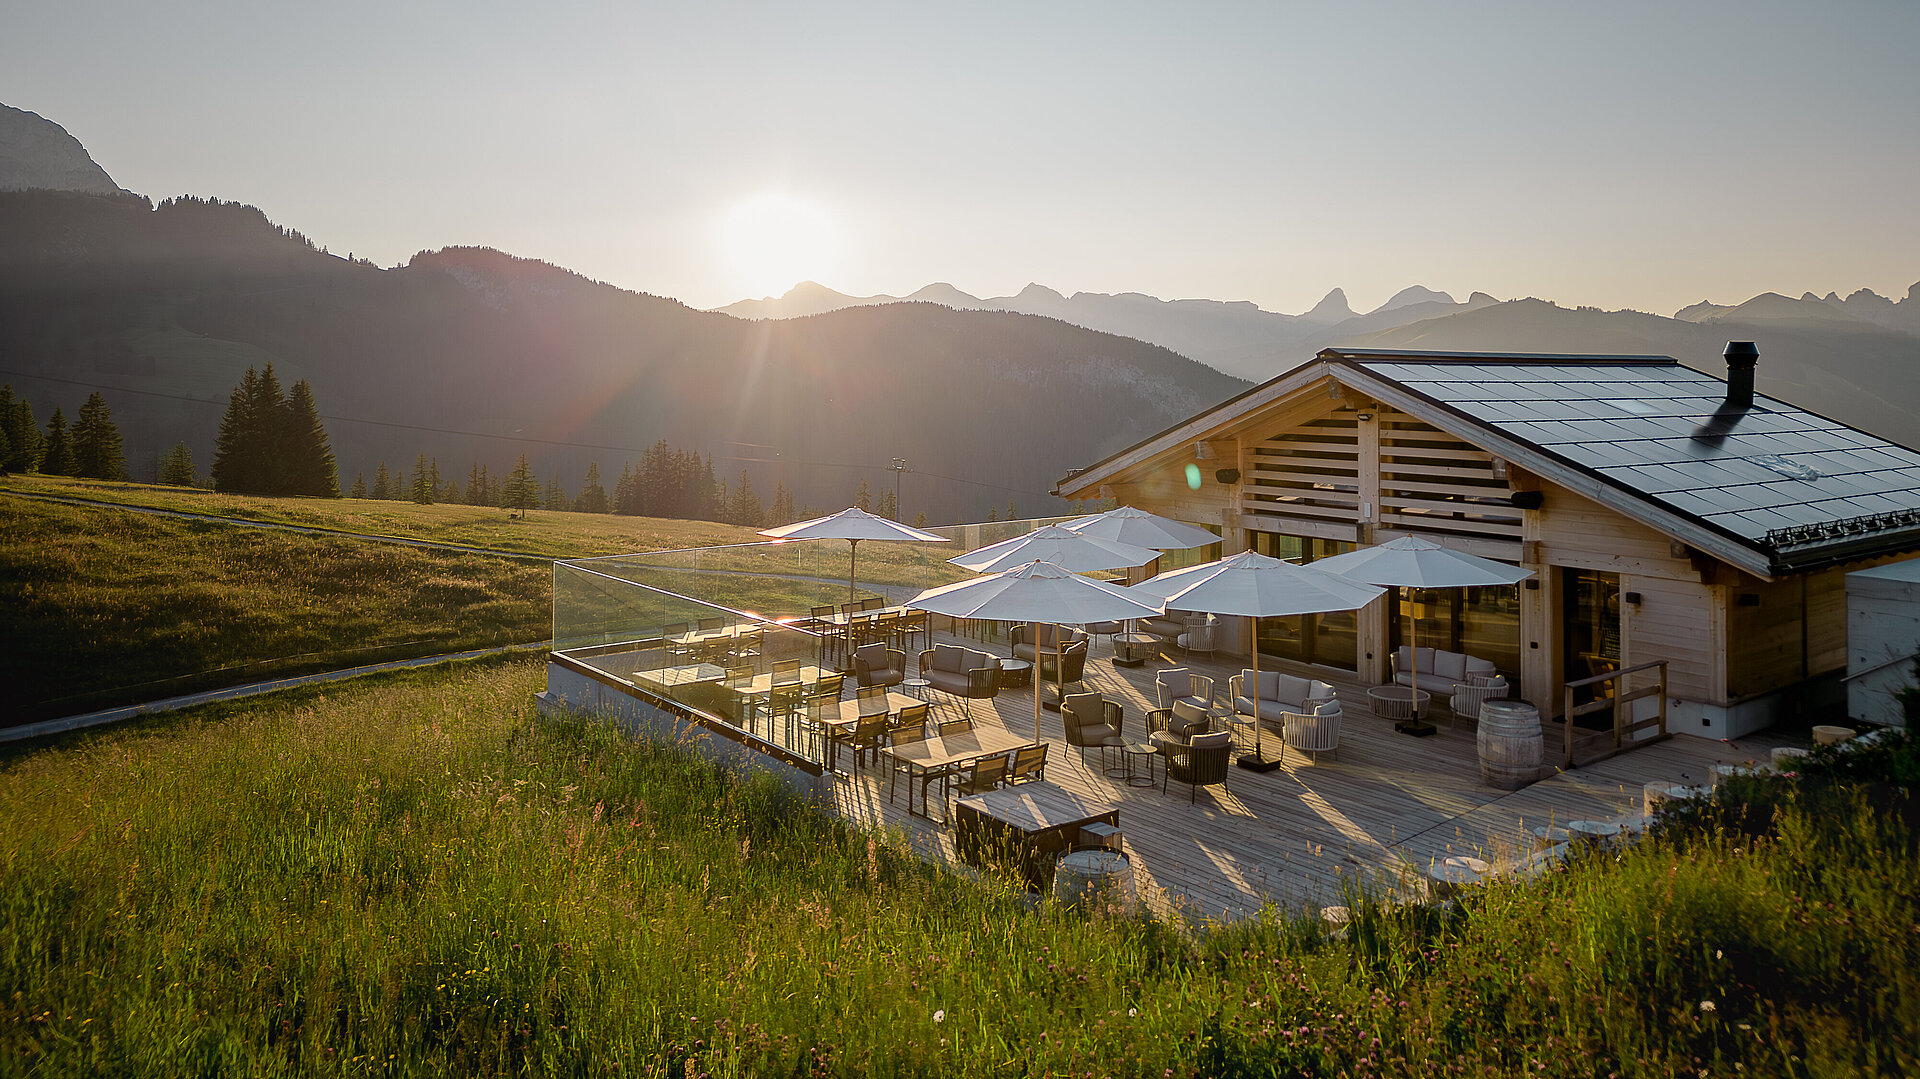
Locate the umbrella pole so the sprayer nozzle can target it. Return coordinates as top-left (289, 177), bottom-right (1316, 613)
top-left (1238, 616), bottom-right (1283, 772)
top-left (1398, 589), bottom-right (1437, 737)
top-left (1033, 621), bottom-right (1045, 744)
top-left (848, 539), bottom-right (859, 604)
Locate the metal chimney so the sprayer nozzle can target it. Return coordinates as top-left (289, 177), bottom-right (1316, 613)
top-left (1690, 341), bottom-right (1759, 448)
top-left (1724, 341), bottom-right (1757, 410)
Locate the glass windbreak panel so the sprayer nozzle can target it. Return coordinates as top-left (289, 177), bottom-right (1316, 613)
top-left (1247, 531), bottom-right (1358, 671)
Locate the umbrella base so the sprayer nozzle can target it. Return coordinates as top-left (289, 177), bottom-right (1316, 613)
top-left (1112, 656), bottom-right (1147, 669)
top-left (1236, 754), bottom-right (1284, 773)
top-left (1394, 721), bottom-right (1439, 738)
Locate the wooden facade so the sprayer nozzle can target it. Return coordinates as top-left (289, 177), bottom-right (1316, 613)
top-left (1060, 352), bottom-right (1920, 739)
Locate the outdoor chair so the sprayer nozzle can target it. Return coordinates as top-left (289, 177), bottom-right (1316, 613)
top-left (699, 616), bottom-right (725, 632)
top-left (1062, 691), bottom-right (1125, 772)
top-left (949, 755), bottom-right (1010, 812)
top-left (1036, 639), bottom-right (1090, 708)
top-left (831, 712), bottom-right (889, 773)
top-left (721, 665), bottom-right (757, 729)
top-left (1155, 667), bottom-right (1215, 713)
top-left (1007, 743), bottom-right (1049, 785)
top-left (1146, 699), bottom-right (1211, 757)
top-left (1449, 675), bottom-right (1510, 724)
top-left (1176, 618), bottom-right (1218, 660)
top-left (891, 702), bottom-right (931, 743)
top-left (767, 660), bottom-right (806, 744)
top-left (662, 621), bottom-right (692, 661)
top-left (938, 715), bottom-right (974, 738)
top-left (1167, 731), bottom-right (1232, 803)
top-left (1281, 700), bottom-right (1343, 763)
top-left (808, 672), bottom-right (845, 704)
top-left (853, 644), bottom-right (907, 689)
top-left (1230, 670), bottom-right (1337, 730)
top-left (1080, 620), bottom-right (1125, 654)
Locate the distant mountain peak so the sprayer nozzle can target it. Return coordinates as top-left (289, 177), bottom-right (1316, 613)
top-left (0, 103), bottom-right (126, 195)
top-left (1371, 285), bottom-right (1455, 315)
top-left (1015, 282), bottom-right (1066, 302)
top-left (1301, 288), bottom-right (1354, 322)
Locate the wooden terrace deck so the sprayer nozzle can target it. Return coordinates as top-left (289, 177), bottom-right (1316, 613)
top-left (828, 626), bottom-right (1792, 922)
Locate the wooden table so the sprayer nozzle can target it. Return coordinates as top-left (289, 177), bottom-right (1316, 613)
top-left (668, 623), bottom-right (765, 662)
top-left (953, 783), bottom-right (1120, 891)
top-left (880, 730), bottom-right (1036, 819)
top-left (630, 662), bottom-right (727, 691)
top-left (818, 691), bottom-right (921, 773)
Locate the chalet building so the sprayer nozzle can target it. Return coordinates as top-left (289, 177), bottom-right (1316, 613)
top-left (1056, 345), bottom-right (1920, 738)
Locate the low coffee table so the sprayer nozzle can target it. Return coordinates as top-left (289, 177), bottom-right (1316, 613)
top-left (1121, 742), bottom-right (1159, 788)
top-left (998, 659), bottom-right (1033, 688)
top-left (1112, 632), bottom-right (1157, 668)
top-left (1367, 685), bottom-right (1435, 736)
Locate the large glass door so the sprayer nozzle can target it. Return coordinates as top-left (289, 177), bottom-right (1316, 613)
top-left (1249, 531), bottom-right (1357, 670)
top-left (1388, 584), bottom-right (1523, 682)
top-left (1563, 569), bottom-right (1621, 708)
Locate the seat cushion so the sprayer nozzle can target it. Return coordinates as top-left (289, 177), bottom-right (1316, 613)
top-left (1169, 699), bottom-right (1209, 738)
top-left (1189, 731), bottom-right (1231, 749)
top-left (1233, 696), bottom-right (1290, 724)
top-left (932, 643), bottom-right (963, 672)
top-left (1159, 670), bottom-right (1192, 698)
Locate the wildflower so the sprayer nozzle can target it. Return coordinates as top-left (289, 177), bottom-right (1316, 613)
top-left (933, 1009), bottom-right (945, 1023)
top-left (1699, 1001), bottom-right (1717, 1014)
top-left (1129, 1008), bottom-right (1138, 1017)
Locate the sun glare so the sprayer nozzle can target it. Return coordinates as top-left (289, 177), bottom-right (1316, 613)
top-left (722, 193), bottom-right (836, 298)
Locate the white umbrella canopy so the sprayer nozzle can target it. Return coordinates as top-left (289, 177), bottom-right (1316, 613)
top-left (1310, 536), bottom-right (1534, 734)
top-left (1132, 550), bottom-right (1386, 767)
top-left (1060, 506), bottom-right (1222, 552)
top-left (759, 507), bottom-right (949, 603)
top-left (949, 524), bottom-right (1160, 575)
top-left (908, 560), bottom-right (1163, 740)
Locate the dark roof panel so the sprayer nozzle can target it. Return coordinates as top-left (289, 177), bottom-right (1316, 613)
top-left (1347, 354), bottom-right (1920, 556)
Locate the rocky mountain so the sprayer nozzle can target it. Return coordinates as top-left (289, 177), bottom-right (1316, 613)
top-left (0, 189), bottom-right (1246, 523)
top-left (716, 281), bottom-right (1499, 381)
top-left (0, 105), bottom-right (124, 195)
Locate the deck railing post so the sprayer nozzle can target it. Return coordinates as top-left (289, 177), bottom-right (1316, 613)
top-left (1563, 685), bottom-right (1575, 768)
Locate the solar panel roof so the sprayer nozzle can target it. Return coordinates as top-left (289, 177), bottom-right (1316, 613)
top-left (1346, 356), bottom-right (1920, 552)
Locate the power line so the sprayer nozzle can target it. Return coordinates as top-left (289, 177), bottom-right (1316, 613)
top-left (0, 367), bottom-right (1064, 499)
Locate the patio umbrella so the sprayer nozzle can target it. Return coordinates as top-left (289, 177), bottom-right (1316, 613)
top-left (759, 507), bottom-right (949, 603)
top-left (1060, 505), bottom-right (1221, 553)
top-left (948, 524), bottom-right (1160, 707)
top-left (1310, 536), bottom-right (1533, 736)
top-left (907, 560), bottom-right (1162, 741)
top-left (1131, 550), bottom-right (1385, 770)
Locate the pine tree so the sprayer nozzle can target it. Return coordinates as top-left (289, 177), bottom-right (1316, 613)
top-left (914, 512), bottom-right (929, 528)
top-left (875, 488), bottom-right (897, 521)
top-left (503, 454), bottom-right (538, 516)
top-left (349, 472), bottom-right (367, 498)
top-left (42, 409), bottom-right (76, 476)
top-left (545, 475), bottom-right (566, 510)
top-left (768, 481), bottom-right (797, 528)
top-left (855, 479), bottom-right (872, 512)
top-left (160, 442), bottom-right (195, 486)
top-left (466, 463), bottom-right (486, 506)
top-left (727, 469), bottom-right (762, 527)
top-left (281, 380), bottom-right (337, 496)
top-left (0, 415), bottom-right (10, 472)
top-left (1006, 499), bottom-right (1016, 521)
top-left (371, 460), bottom-right (391, 499)
top-left (576, 463), bottom-right (609, 513)
top-left (390, 466), bottom-right (408, 500)
top-left (69, 392), bottom-right (125, 480)
top-left (1, 386), bottom-right (42, 472)
top-left (412, 453), bottom-right (437, 504)
top-left (212, 365), bottom-right (286, 494)
top-left (441, 480), bottom-right (461, 504)
top-left (986, 505), bottom-right (998, 523)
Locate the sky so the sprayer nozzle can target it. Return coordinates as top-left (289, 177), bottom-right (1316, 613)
top-left (5, 0), bottom-right (1917, 316)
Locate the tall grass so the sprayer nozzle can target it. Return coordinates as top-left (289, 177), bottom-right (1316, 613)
top-left (3, 656), bottom-right (1913, 1076)
top-left (0, 497), bottom-right (549, 721)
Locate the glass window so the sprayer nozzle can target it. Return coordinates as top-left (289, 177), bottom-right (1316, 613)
top-left (1249, 531), bottom-right (1358, 671)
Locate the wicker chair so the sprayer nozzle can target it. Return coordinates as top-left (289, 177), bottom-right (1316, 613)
top-left (1168, 731), bottom-right (1232, 803)
top-left (853, 644), bottom-right (907, 689)
top-left (1281, 700), bottom-right (1343, 763)
top-left (1155, 667), bottom-right (1215, 713)
top-left (1449, 675), bottom-right (1511, 725)
top-left (1062, 691), bottom-right (1125, 771)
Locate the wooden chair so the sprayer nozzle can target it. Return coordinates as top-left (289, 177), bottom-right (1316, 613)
top-left (699, 616), bottom-right (726, 632)
top-left (948, 755), bottom-right (1010, 815)
top-left (1007, 743), bottom-right (1049, 785)
top-left (767, 660), bottom-right (806, 744)
top-left (938, 714), bottom-right (974, 738)
top-left (662, 621), bottom-right (692, 661)
top-left (830, 712), bottom-right (890, 772)
top-left (892, 702), bottom-right (931, 742)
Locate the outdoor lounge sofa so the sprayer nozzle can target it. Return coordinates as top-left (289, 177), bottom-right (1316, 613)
top-left (1230, 670), bottom-right (1338, 728)
top-left (1392, 646), bottom-right (1498, 696)
top-left (919, 643), bottom-right (1002, 702)
top-left (1011, 623), bottom-right (1087, 662)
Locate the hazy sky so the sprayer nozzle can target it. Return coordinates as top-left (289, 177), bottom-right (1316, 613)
top-left (5, 1), bottom-right (1916, 315)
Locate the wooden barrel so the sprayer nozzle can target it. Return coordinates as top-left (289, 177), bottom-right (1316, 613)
top-left (1051, 850), bottom-right (1136, 915)
top-left (1477, 699), bottom-right (1544, 790)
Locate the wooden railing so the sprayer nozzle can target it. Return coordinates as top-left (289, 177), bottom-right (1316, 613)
top-left (1561, 660), bottom-right (1669, 768)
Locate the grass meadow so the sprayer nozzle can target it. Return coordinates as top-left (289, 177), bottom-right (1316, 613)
top-left (0, 496), bottom-right (550, 722)
top-left (1, 474), bottom-right (762, 560)
top-left (3, 654), bottom-right (1913, 1076)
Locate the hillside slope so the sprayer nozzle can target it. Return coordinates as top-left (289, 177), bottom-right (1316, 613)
top-left (0, 190), bottom-right (1247, 522)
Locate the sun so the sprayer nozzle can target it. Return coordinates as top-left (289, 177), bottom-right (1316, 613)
top-left (721, 192), bottom-right (837, 298)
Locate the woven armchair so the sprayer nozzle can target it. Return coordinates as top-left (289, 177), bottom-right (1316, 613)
top-left (1449, 675), bottom-right (1511, 725)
